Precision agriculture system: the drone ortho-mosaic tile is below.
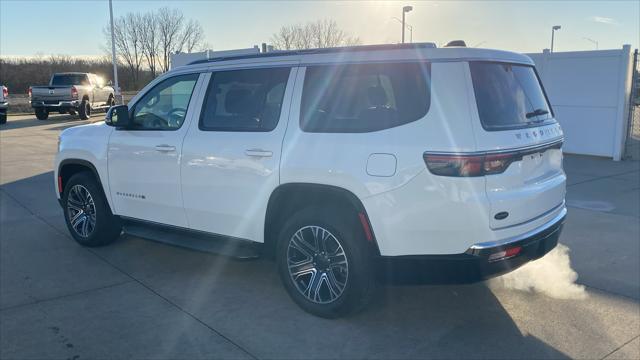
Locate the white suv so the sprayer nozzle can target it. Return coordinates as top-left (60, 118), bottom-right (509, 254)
top-left (55, 43), bottom-right (566, 318)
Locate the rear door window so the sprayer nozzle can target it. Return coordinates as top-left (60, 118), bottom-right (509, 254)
top-left (199, 67), bottom-right (291, 132)
top-left (300, 63), bottom-right (430, 133)
top-left (51, 74), bottom-right (90, 86)
top-left (469, 62), bottom-right (554, 131)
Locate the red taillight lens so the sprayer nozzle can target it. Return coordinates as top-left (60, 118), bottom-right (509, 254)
top-left (423, 154), bottom-right (484, 177)
top-left (71, 86), bottom-right (79, 99)
top-left (424, 153), bottom-right (519, 177)
top-left (2, 86), bottom-right (7, 98)
top-left (28, 87), bottom-right (32, 99)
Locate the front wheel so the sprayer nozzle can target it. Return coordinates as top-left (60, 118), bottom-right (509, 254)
top-left (35, 108), bottom-right (48, 120)
top-left (277, 207), bottom-right (375, 318)
top-left (62, 172), bottom-right (121, 247)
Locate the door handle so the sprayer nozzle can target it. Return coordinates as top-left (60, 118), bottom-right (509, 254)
top-left (245, 149), bottom-right (273, 158)
top-left (155, 144), bottom-right (176, 152)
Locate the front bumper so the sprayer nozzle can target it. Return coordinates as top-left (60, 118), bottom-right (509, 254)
top-left (377, 207), bottom-right (566, 285)
top-left (31, 100), bottom-right (80, 109)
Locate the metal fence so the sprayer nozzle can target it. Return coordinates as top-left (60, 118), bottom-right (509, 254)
top-left (624, 49), bottom-right (640, 160)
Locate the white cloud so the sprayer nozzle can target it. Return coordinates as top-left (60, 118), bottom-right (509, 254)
top-left (588, 16), bottom-right (619, 25)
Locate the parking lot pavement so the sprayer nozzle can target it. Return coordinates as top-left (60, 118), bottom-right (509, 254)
top-left (1, 114), bottom-right (639, 359)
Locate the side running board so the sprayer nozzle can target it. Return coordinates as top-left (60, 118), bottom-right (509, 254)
top-left (122, 220), bottom-right (261, 260)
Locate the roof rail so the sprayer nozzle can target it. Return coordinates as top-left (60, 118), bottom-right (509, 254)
top-left (187, 42), bottom-right (437, 66)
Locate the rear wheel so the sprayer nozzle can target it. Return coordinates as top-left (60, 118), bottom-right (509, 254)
top-left (0, 113), bottom-right (6, 124)
top-left (78, 100), bottom-right (91, 120)
top-left (277, 207), bottom-right (375, 318)
top-left (62, 172), bottom-right (121, 247)
top-left (107, 95), bottom-right (115, 110)
top-left (35, 108), bottom-right (48, 120)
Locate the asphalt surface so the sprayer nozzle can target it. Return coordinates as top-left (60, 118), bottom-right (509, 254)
top-left (1, 113), bottom-right (639, 359)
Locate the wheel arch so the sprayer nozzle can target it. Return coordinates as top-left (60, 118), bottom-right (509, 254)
top-left (58, 159), bottom-right (112, 211)
top-left (263, 183), bottom-right (380, 258)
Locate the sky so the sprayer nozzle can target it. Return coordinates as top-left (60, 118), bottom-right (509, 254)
top-left (0, 0), bottom-right (638, 58)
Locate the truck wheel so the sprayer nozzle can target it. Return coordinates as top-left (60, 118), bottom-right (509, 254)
top-left (0, 113), bottom-right (6, 124)
top-left (62, 172), bottom-right (121, 247)
top-left (276, 207), bottom-right (375, 318)
top-left (78, 100), bottom-right (91, 120)
top-left (68, 109), bottom-right (77, 115)
top-left (107, 95), bottom-right (115, 111)
top-left (35, 108), bottom-right (48, 120)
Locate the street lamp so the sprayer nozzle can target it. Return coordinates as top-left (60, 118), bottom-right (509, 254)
top-left (108, 0), bottom-right (120, 103)
top-left (402, 5), bottom-right (413, 44)
top-left (550, 25), bottom-right (561, 53)
top-left (392, 17), bottom-right (413, 43)
top-left (583, 37), bottom-right (599, 50)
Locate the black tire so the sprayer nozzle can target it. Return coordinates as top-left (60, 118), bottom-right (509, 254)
top-left (107, 95), bottom-right (115, 111)
top-left (0, 113), bottom-right (6, 124)
top-left (276, 207), bottom-right (375, 318)
top-left (78, 100), bottom-right (91, 120)
top-left (35, 108), bottom-right (48, 120)
top-left (68, 109), bottom-right (77, 115)
top-left (62, 172), bottom-right (121, 247)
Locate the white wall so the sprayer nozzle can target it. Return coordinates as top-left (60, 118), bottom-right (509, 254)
top-left (170, 47), bottom-right (260, 69)
top-left (527, 46), bottom-right (634, 160)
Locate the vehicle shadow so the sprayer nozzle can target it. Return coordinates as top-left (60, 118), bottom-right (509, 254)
top-left (0, 114), bottom-right (102, 131)
top-left (0, 172), bottom-right (572, 359)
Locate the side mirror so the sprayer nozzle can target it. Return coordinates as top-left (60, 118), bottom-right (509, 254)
top-left (107, 80), bottom-right (113, 86)
top-left (105, 105), bottom-right (131, 128)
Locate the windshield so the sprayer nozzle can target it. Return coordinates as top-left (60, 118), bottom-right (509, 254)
top-left (469, 62), bottom-right (554, 131)
top-left (51, 74), bottom-right (90, 86)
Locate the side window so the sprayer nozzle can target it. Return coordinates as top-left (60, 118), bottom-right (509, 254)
top-left (300, 63), bottom-right (430, 133)
top-left (199, 67), bottom-right (290, 132)
top-left (131, 73), bottom-right (199, 130)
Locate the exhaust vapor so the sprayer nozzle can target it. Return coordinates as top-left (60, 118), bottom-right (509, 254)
top-left (489, 244), bottom-right (587, 300)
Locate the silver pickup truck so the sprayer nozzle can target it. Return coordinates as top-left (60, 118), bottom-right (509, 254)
top-left (30, 73), bottom-right (115, 120)
top-left (0, 85), bottom-right (7, 124)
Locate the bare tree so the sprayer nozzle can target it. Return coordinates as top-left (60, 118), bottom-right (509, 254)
top-left (179, 19), bottom-right (205, 53)
top-left (140, 11), bottom-right (159, 78)
top-left (104, 13), bottom-right (145, 87)
top-left (157, 7), bottom-right (184, 73)
top-left (271, 20), bottom-right (360, 50)
top-left (105, 7), bottom-right (207, 77)
top-left (270, 25), bottom-right (299, 51)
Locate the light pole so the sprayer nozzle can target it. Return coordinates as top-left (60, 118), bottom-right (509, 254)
top-left (392, 17), bottom-right (413, 43)
top-left (402, 6), bottom-right (413, 44)
top-left (583, 37), bottom-right (599, 50)
top-left (550, 25), bottom-right (561, 53)
top-left (108, 0), bottom-right (121, 103)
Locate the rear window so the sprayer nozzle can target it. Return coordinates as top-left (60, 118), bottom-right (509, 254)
top-left (300, 63), bottom-right (430, 133)
top-left (51, 74), bottom-right (90, 86)
top-left (469, 62), bottom-right (554, 131)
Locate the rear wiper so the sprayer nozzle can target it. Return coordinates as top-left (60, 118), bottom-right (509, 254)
top-left (526, 108), bottom-right (549, 119)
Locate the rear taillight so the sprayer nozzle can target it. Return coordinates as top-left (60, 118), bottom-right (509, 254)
top-left (424, 140), bottom-right (563, 177)
top-left (28, 87), bottom-right (32, 99)
top-left (2, 86), bottom-right (7, 98)
top-left (71, 86), bottom-right (78, 99)
top-left (424, 153), bottom-right (517, 177)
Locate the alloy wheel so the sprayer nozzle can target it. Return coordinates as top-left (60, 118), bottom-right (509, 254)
top-left (286, 225), bottom-right (349, 304)
top-left (66, 184), bottom-right (96, 237)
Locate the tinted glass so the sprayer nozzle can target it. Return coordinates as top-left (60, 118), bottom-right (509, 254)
top-left (300, 63), bottom-right (430, 133)
top-left (131, 73), bottom-right (199, 130)
top-left (469, 62), bottom-right (553, 131)
top-left (200, 68), bottom-right (291, 132)
top-left (51, 74), bottom-right (90, 86)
